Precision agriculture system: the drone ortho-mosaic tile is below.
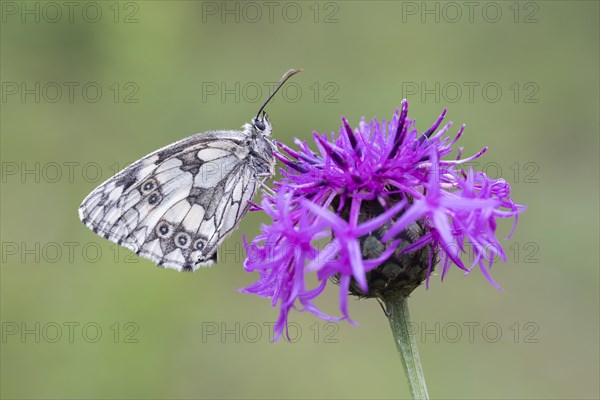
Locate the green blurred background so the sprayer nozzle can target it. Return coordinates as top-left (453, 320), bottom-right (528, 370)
top-left (1, 1), bottom-right (598, 399)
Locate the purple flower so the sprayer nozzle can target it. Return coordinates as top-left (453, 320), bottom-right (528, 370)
top-left (242, 100), bottom-right (525, 340)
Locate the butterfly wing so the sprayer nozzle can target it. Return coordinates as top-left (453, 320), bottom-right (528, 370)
top-left (79, 130), bottom-right (261, 271)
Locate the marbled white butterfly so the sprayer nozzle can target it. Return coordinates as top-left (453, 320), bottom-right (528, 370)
top-left (78, 68), bottom-right (302, 271)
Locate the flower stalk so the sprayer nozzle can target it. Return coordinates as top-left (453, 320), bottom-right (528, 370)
top-left (382, 295), bottom-right (429, 400)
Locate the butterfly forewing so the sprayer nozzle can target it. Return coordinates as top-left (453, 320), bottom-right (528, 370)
top-left (79, 130), bottom-right (265, 271)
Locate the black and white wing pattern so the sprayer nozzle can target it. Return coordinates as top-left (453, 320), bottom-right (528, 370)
top-left (78, 131), bottom-right (263, 271)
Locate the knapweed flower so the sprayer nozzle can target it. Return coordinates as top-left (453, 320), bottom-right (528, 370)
top-left (242, 100), bottom-right (525, 341)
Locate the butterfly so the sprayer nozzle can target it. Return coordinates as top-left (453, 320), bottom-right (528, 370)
top-left (78, 68), bottom-right (302, 272)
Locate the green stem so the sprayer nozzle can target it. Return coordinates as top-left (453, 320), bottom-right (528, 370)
top-left (382, 295), bottom-right (429, 400)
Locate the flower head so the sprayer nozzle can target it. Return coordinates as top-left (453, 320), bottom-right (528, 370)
top-left (242, 100), bottom-right (525, 340)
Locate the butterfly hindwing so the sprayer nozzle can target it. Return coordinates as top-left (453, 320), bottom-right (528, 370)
top-left (78, 130), bottom-right (260, 271)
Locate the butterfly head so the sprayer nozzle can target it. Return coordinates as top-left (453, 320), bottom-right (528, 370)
top-left (249, 68), bottom-right (302, 139)
top-left (250, 112), bottom-right (272, 137)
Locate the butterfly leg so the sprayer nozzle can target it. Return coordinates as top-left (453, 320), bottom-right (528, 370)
top-left (258, 176), bottom-right (275, 197)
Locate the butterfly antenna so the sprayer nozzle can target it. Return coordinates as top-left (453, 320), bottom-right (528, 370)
top-left (255, 68), bottom-right (303, 120)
